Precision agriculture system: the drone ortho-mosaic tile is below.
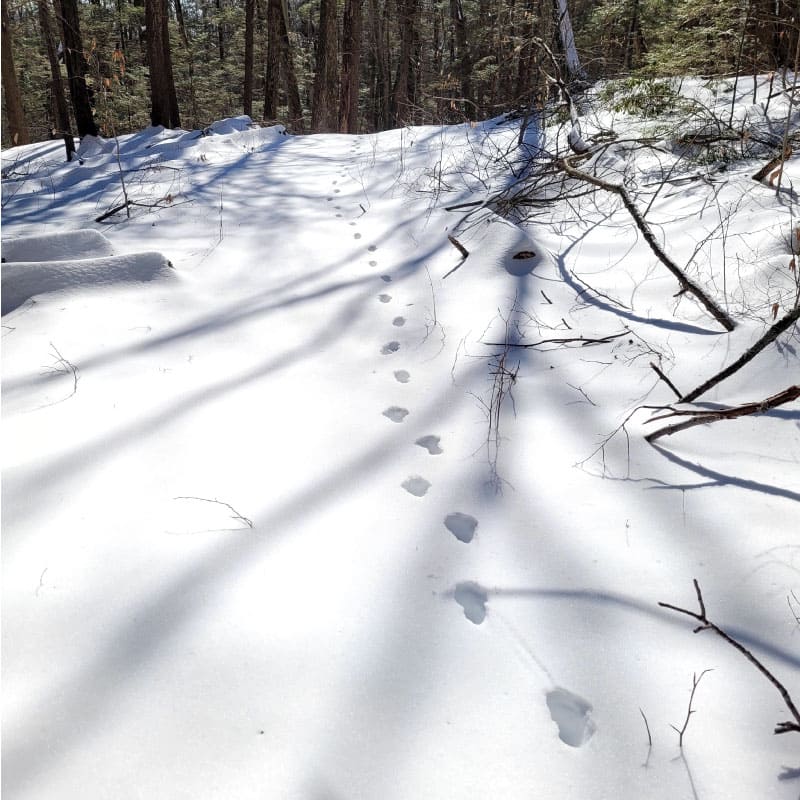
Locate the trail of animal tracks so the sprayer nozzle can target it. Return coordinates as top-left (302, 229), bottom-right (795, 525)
top-left (3, 95), bottom-right (799, 798)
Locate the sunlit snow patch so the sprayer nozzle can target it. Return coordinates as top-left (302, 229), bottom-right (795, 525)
top-left (454, 581), bottom-right (488, 624)
top-left (545, 687), bottom-right (596, 747)
top-left (1, 229), bottom-right (114, 262)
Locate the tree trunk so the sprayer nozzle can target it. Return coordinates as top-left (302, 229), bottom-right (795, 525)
top-left (392, 0), bottom-right (419, 125)
top-left (1, 0), bottom-right (31, 146)
top-left (56, 0), bottom-right (99, 138)
top-left (450, 0), bottom-right (472, 113)
top-left (554, 0), bottom-right (584, 80)
top-left (243, 0), bottom-right (255, 116)
top-left (263, 0), bottom-right (281, 119)
top-left (339, 0), bottom-right (362, 132)
top-left (145, 0), bottom-right (180, 127)
top-left (38, 0), bottom-right (74, 159)
top-left (368, 0), bottom-right (389, 130)
top-left (311, 0), bottom-right (338, 132)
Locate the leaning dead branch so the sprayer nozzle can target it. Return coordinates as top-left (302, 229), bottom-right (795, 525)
top-left (557, 154), bottom-right (735, 332)
top-left (443, 235), bottom-right (470, 278)
top-left (680, 305), bottom-right (799, 402)
top-left (173, 496), bottom-right (254, 529)
top-left (660, 580), bottom-right (800, 736)
top-left (645, 384), bottom-right (800, 442)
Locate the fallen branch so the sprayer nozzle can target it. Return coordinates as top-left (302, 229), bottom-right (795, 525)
top-left (659, 580), bottom-right (800, 736)
top-left (645, 385), bottom-right (800, 442)
top-left (557, 154), bottom-right (735, 332)
top-left (680, 305), bottom-right (800, 402)
top-left (484, 331), bottom-right (628, 349)
top-left (173, 496), bottom-right (254, 529)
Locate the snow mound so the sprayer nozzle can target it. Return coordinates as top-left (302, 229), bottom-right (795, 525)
top-left (1, 229), bottom-right (114, 263)
top-left (2, 252), bottom-right (174, 314)
top-left (204, 115), bottom-right (259, 135)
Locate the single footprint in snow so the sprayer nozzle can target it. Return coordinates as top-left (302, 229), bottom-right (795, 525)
top-left (334, 189), bottom-right (341, 193)
top-left (394, 370), bottom-right (411, 383)
top-left (327, 197), bottom-right (334, 201)
top-left (445, 512), bottom-right (478, 543)
top-left (368, 245), bottom-right (378, 252)
top-left (392, 316), bottom-right (406, 327)
top-left (381, 275), bottom-right (392, 282)
top-left (354, 233), bottom-right (362, 239)
top-left (381, 341), bottom-right (400, 354)
top-left (415, 435), bottom-right (442, 454)
top-left (382, 406), bottom-right (408, 423)
top-left (402, 476), bottom-right (431, 497)
top-left (336, 213), bottom-right (343, 218)
top-left (349, 221), bottom-right (357, 226)
top-left (545, 688), bottom-right (596, 747)
top-left (378, 294), bottom-right (392, 303)
top-left (454, 582), bottom-right (488, 624)
top-left (369, 260), bottom-right (378, 267)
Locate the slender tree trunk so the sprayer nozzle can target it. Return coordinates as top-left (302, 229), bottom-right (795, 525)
top-left (554, 0), bottom-right (584, 80)
top-left (145, 0), bottom-right (180, 127)
top-left (174, 0), bottom-right (190, 45)
top-left (56, 0), bottom-right (99, 137)
top-left (263, 0), bottom-right (280, 119)
top-left (339, 0), bottom-right (362, 132)
top-left (1, 0), bottom-right (31, 146)
top-left (311, 0), bottom-right (338, 132)
top-left (216, 0), bottom-right (225, 60)
top-left (243, 0), bottom-right (255, 116)
top-left (450, 0), bottom-right (471, 113)
top-left (279, 0), bottom-right (303, 130)
top-left (38, 0), bottom-right (74, 159)
top-left (392, 0), bottom-right (419, 125)
top-left (368, 0), bottom-right (389, 130)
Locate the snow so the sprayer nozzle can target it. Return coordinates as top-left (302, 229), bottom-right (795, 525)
top-left (2, 86), bottom-right (799, 800)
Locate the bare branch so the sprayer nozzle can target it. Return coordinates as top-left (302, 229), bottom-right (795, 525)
top-left (645, 385), bottom-right (800, 442)
top-left (660, 580), bottom-right (800, 735)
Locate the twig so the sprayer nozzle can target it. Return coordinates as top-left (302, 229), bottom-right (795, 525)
top-left (660, 580), bottom-right (800, 735)
top-left (671, 669), bottom-right (712, 748)
top-left (484, 331), bottom-right (628, 349)
top-left (443, 235), bottom-right (470, 278)
top-left (174, 496), bottom-right (254, 529)
top-left (649, 361), bottom-right (683, 400)
top-left (645, 385), bottom-right (800, 442)
top-left (639, 708), bottom-right (653, 748)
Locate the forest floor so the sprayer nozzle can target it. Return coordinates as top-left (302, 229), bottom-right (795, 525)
top-left (2, 77), bottom-right (800, 799)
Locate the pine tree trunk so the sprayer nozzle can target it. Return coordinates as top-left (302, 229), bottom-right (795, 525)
top-left (279, 0), bottom-right (303, 131)
top-left (38, 0), bottom-right (74, 159)
top-left (243, 0), bottom-right (255, 116)
top-left (392, 0), bottom-right (419, 125)
top-left (368, 0), bottom-right (389, 130)
top-left (56, 0), bottom-right (99, 138)
top-left (339, 0), bottom-right (362, 132)
top-left (1, 0), bottom-right (31, 146)
top-left (311, 0), bottom-right (338, 132)
top-left (450, 0), bottom-right (471, 113)
top-left (145, 0), bottom-right (180, 127)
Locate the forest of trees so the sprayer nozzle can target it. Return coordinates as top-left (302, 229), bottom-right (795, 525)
top-left (2, 0), bottom-right (800, 151)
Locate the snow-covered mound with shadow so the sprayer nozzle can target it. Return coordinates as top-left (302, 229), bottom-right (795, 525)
top-left (1, 230), bottom-right (174, 314)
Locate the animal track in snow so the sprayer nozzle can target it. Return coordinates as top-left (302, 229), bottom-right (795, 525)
top-left (415, 435), bottom-right (442, 454)
top-left (334, 189), bottom-right (341, 193)
top-left (354, 233), bottom-right (362, 239)
top-left (545, 688), bottom-right (596, 747)
top-left (382, 406), bottom-right (409, 423)
top-left (369, 260), bottom-right (378, 267)
top-left (392, 316), bottom-right (405, 327)
top-left (444, 512), bottom-right (477, 543)
top-left (367, 245), bottom-right (378, 252)
top-left (394, 370), bottom-right (411, 383)
top-left (381, 341), bottom-right (400, 354)
top-left (454, 582), bottom-right (488, 624)
top-left (381, 275), bottom-right (392, 282)
top-left (378, 294), bottom-right (392, 303)
top-left (402, 476), bottom-right (431, 497)
top-left (349, 221), bottom-right (357, 226)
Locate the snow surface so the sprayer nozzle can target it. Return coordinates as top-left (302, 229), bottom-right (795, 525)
top-left (2, 88), bottom-right (799, 800)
